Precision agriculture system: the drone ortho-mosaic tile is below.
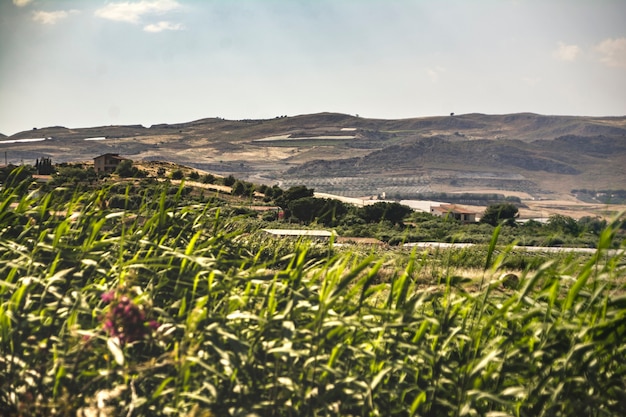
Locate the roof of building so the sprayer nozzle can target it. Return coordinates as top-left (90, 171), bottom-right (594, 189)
top-left (94, 153), bottom-right (129, 161)
top-left (432, 204), bottom-right (477, 215)
top-left (400, 200), bottom-right (447, 212)
top-left (336, 236), bottom-right (384, 245)
top-left (263, 229), bottom-right (335, 237)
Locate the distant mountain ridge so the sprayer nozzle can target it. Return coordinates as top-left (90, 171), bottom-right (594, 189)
top-left (2, 112), bottom-right (625, 199)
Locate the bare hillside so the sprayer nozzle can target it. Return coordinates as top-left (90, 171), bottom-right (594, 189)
top-left (2, 112), bottom-right (625, 200)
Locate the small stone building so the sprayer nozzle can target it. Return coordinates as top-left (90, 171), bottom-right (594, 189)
top-left (93, 153), bottom-right (129, 174)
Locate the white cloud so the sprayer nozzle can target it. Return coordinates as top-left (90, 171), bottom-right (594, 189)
top-left (143, 21), bottom-right (183, 32)
top-left (13, 0), bottom-right (33, 7)
top-left (95, 0), bottom-right (182, 24)
top-left (595, 37), bottom-right (626, 69)
top-left (427, 67), bottom-right (446, 83)
top-left (553, 42), bottom-right (581, 62)
top-left (32, 10), bottom-right (79, 25)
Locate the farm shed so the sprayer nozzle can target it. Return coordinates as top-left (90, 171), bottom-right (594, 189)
top-left (263, 229), bottom-right (335, 241)
top-left (93, 153), bottom-right (130, 174)
top-left (400, 200), bottom-right (448, 213)
top-left (431, 204), bottom-right (477, 223)
top-left (335, 236), bottom-right (385, 247)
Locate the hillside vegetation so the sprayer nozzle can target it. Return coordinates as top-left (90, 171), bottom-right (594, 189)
top-left (1, 165), bottom-right (626, 416)
top-left (2, 112), bottom-right (625, 200)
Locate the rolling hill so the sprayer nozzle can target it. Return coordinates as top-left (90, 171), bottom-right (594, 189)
top-left (2, 112), bottom-right (625, 201)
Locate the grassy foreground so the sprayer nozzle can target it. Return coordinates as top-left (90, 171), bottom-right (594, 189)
top-left (1, 177), bottom-right (625, 416)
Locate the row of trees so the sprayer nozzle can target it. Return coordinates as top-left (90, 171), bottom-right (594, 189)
top-left (270, 185), bottom-right (413, 227)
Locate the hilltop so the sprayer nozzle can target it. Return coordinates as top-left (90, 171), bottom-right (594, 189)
top-left (2, 112), bottom-right (625, 204)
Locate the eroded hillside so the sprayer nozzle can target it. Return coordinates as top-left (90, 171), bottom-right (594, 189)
top-left (2, 112), bottom-right (625, 199)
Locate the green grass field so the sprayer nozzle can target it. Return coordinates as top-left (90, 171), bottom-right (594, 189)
top-left (1, 171), bottom-right (625, 416)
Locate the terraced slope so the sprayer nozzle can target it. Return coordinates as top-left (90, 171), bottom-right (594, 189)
top-left (2, 112), bottom-right (625, 199)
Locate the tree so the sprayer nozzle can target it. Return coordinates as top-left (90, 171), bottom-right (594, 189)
top-left (288, 197), bottom-right (349, 226)
top-left (35, 157), bottom-right (54, 175)
top-left (269, 185), bottom-right (283, 199)
top-left (316, 198), bottom-right (349, 226)
top-left (288, 197), bottom-right (320, 223)
top-left (358, 202), bottom-right (412, 225)
top-left (223, 175), bottom-right (236, 186)
top-left (115, 160), bottom-right (146, 178)
top-left (115, 160), bottom-right (134, 178)
top-left (283, 185), bottom-right (314, 202)
top-left (273, 185), bottom-right (315, 219)
top-left (231, 180), bottom-right (246, 196)
top-left (547, 214), bottom-right (580, 236)
top-left (231, 180), bottom-right (254, 197)
top-left (480, 203), bottom-right (518, 226)
top-left (275, 185), bottom-right (313, 208)
top-left (263, 185), bottom-right (282, 203)
top-left (577, 216), bottom-right (607, 236)
top-left (257, 184), bottom-right (269, 195)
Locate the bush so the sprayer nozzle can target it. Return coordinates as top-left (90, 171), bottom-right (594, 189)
top-left (108, 194), bottom-right (142, 210)
top-left (201, 174), bottom-right (215, 184)
top-left (52, 166), bottom-right (97, 186)
top-left (114, 160), bottom-right (147, 178)
top-left (170, 169), bottom-right (184, 180)
top-left (0, 165), bottom-right (35, 187)
top-left (223, 175), bottom-right (236, 186)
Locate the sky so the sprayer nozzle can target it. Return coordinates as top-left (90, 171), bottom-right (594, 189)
top-left (1, 0), bottom-right (625, 136)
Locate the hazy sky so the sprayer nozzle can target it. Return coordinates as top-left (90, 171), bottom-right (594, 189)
top-left (1, 0), bottom-right (625, 135)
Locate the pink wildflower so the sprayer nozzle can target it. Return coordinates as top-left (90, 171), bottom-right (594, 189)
top-left (101, 290), bottom-right (158, 344)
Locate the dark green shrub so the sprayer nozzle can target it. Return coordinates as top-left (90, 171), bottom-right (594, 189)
top-left (108, 194), bottom-right (142, 210)
top-left (223, 174), bottom-right (236, 186)
top-left (201, 174), bottom-right (215, 184)
top-left (170, 169), bottom-right (184, 180)
top-left (51, 166), bottom-right (97, 186)
top-left (0, 165), bottom-right (35, 188)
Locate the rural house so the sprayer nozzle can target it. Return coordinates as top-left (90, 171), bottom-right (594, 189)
top-left (431, 204), bottom-right (477, 223)
top-left (93, 153), bottom-right (129, 174)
